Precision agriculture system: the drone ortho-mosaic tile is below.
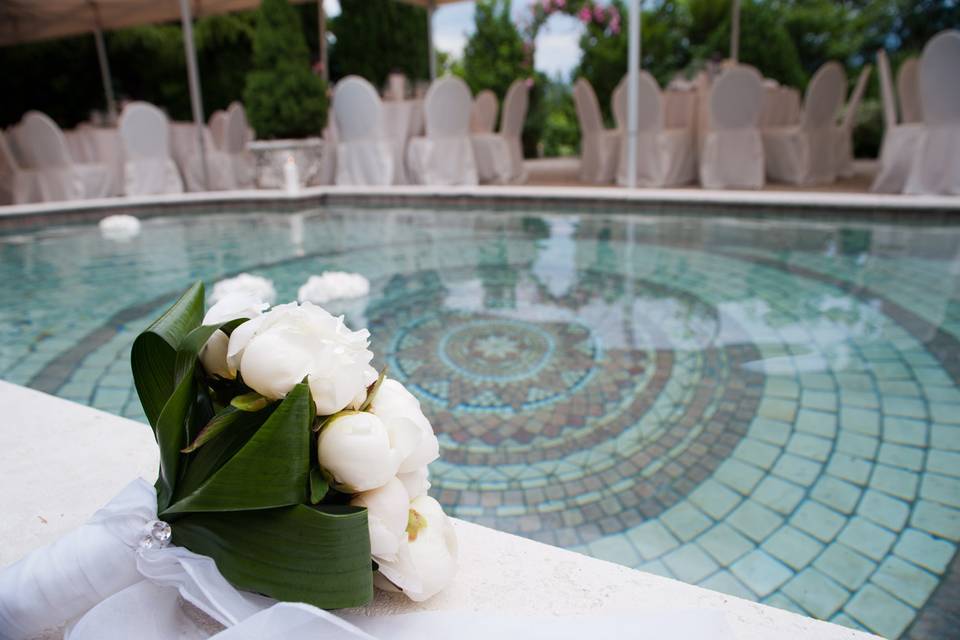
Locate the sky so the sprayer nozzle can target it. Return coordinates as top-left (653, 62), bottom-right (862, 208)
top-left (323, 0), bottom-right (593, 79)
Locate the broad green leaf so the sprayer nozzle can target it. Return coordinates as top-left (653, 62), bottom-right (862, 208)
top-left (182, 405), bottom-right (243, 453)
top-left (162, 384), bottom-right (312, 516)
top-left (231, 391), bottom-right (270, 412)
top-left (153, 362), bottom-right (197, 510)
top-left (309, 467), bottom-right (329, 504)
top-left (131, 283), bottom-right (205, 428)
top-left (171, 504), bottom-right (373, 609)
top-left (174, 318), bottom-right (246, 384)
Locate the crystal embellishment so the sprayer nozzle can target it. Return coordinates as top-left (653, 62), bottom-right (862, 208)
top-left (137, 520), bottom-right (172, 553)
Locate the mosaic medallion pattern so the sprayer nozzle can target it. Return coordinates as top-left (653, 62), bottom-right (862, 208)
top-left (2, 208), bottom-right (959, 639)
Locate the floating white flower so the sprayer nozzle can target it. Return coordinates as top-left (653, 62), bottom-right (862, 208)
top-left (227, 301), bottom-right (376, 415)
top-left (298, 272), bottom-right (370, 305)
top-left (198, 292), bottom-right (269, 380)
top-left (211, 273), bottom-right (276, 305)
top-left (98, 214), bottom-right (141, 241)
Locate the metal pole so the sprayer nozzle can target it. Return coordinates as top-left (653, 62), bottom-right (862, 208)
top-left (427, 0), bottom-right (437, 80)
top-left (318, 0), bottom-right (328, 83)
top-left (625, 0), bottom-right (641, 189)
top-left (89, 3), bottom-right (117, 123)
top-left (730, 0), bottom-right (741, 62)
top-left (179, 0), bottom-right (208, 190)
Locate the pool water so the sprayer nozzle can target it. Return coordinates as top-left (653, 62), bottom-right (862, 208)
top-left (2, 206), bottom-right (959, 637)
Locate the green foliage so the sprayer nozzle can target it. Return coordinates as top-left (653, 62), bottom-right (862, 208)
top-left (329, 0), bottom-right (429, 87)
top-left (460, 0), bottom-right (528, 103)
top-left (534, 75), bottom-right (579, 157)
top-left (244, 0), bottom-right (328, 139)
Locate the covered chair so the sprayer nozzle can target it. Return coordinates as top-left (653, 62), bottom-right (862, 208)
top-left (699, 66), bottom-right (765, 189)
top-left (470, 90), bottom-right (498, 134)
top-left (0, 130), bottom-right (40, 204)
top-left (15, 111), bottom-right (116, 201)
top-left (897, 57), bottom-right (923, 124)
top-left (905, 30), bottom-right (960, 195)
top-left (208, 110), bottom-right (228, 151)
top-left (615, 71), bottom-right (696, 187)
top-left (611, 79), bottom-right (626, 130)
top-left (574, 78), bottom-right (619, 183)
top-left (224, 102), bottom-right (256, 188)
top-left (834, 65), bottom-right (872, 178)
top-left (471, 82), bottom-right (529, 184)
top-left (118, 102), bottom-right (184, 196)
top-left (407, 76), bottom-right (478, 186)
top-left (763, 61), bottom-right (846, 185)
top-left (333, 75), bottom-right (395, 186)
top-left (871, 50), bottom-right (926, 193)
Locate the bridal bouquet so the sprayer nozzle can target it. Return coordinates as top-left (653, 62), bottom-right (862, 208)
top-left (136, 282), bottom-right (457, 607)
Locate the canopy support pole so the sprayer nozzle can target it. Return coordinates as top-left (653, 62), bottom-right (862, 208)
top-left (427, 0), bottom-right (436, 80)
top-left (89, 3), bottom-right (117, 124)
top-left (625, 0), bottom-right (641, 189)
top-left (730, 0), bottom-right (741, 62)
top-left (179, 0), bottom-right (208, 190)
top-left (318, 0), bottom-right (328, 82)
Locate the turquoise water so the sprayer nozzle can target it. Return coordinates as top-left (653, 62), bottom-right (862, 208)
top-left (2, 206), bottom-right (959, 637)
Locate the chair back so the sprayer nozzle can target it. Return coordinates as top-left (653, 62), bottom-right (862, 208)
top-left (613, 71), bottom-right (664, 132)
top-left (119, 102), bottom-right (173, 160)
top-left (611, 79), bottom-right (626, 129)
top-left (470, 90), bottom-right (498, 134)
top-left (224, 102), bottom-right (250, 153)
top-left (208, 110), bottom-right (228, 150)
top-left (897, 57), bottom-right (922, 123)
top-left (919, 30), bottom-right (960, 126)
top-left (424, 76), bottom-right (472, 138)
top-left (800, 61), bottom-right (846, 129)
top-left (573, 78), bottom-right (604, 134)
top-left (500, 79), bottom-right (529, 137)
top-left (18, 111), bottom-right (73, 168)
top-left (0, 130), bottom-right (21, 174)
top-left (876, 49), bottom-right (899, 129)
top-left (333, 76), bottom-right (383, 142)
top-left (709, 65), bottom-right (763, 130)
top-left (841, 65), bottom-right (873, 132)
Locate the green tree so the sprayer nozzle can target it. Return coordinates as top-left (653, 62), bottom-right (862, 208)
top-left (328, 0), bottom-right (428, 87)
top-left (243, 0), bottom-right (328, 139)
top-left (459, 0), bottom-right (527, 101)
top-left (195, 13), bottom-right (257, 115)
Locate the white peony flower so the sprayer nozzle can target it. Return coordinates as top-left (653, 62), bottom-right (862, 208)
top-left (397, 467), bottom-right (431, 500)
top-left (376, 495), bottom-right (457, 602)
top-left (370, 379), bottom-right (440, 473)
top-left (211, 273), bottom-right (276, 305)
top-left (317, 411), bottom-right (417, 492)
top-left (298, 272), bottom-right (370, 305)
top-left (198, 292), bottom-right (268, 380)
top-left (98, 214), bottom-right (141, 241)
top-left (350, 477), bottom-right (410, 561)
top-left (226, 302), bottom-right (376, 415)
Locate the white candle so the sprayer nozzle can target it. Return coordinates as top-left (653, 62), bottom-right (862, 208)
top-left (283, 155), bottom-right (300, 193)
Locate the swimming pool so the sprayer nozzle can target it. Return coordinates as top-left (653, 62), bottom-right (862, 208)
top-left (2, 205), bottom-right (958, 637)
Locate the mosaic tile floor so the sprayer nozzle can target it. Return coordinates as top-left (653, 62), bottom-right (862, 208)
top-left (2, 207), bottom-right (959, 638)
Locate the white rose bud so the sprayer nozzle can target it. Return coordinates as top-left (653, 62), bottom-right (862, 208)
top-left (397, 467), bottom-right (431, 500)
top-left (370, 379), bottom-right (440, 473)
top-left (198, 292), bottom-right (268, 380)
top-left (350, 477), bottom-right (410, 561)
top-left (227, 302), bottom-right (376, 415)
top-left (376, 496), bottom-right (458, 602)
top-left (318, 412), bottom-right (403, 492)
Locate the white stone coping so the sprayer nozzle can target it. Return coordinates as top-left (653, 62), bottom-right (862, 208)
top-left (0, 184), bottom-right (957, 221)
top-left (0, 380), bottom-right (876, 638)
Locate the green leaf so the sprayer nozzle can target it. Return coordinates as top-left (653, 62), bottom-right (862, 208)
top-left (162, 383), bottom-right (313, 516)
top-left (358, 366), bottom-right (388, 412)
top-left (231, 391), bottom-right (270, 412)
top-left (174, 318), bottom-right (247, 384)
top-left (181, 405), bottom-right (243, 453)
top-left (171, 504), bottom-right (372, 609)
top-left (309, 467), bottom-right (329, 504)
top-left (153, 362), bottom-right (197, 510)
top-left (131, 282), bottom-right (205, 428)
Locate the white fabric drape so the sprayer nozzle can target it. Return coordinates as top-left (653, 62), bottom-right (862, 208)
top-left (407, 76), bottom-right (478, 186)
top-left (209, 110), bottom-right (228, 150)
top-left (699, 66), bottom-right (765, 189)
top-left (763, 61), bottom-right (846, 185)
top-left (871, 49), bottom-right (925, 193)
top-left (119, 102), bottom-right (184, 196)
top-left (574, 78), bottom-right (619, 184)
top-left (614, 72), bottom-right (696, 187)
top-left (469, 90), bottom-right (498, 134)
top-left (834, 65), bottom-right (872, 178)
top-left (170, 123), bottom-right (236, 192)
top-left (904, 30), bottom-right (960, 195)
top-left (224, 102), bottom-right (256, 189)
top-left (897, 57), bottom-right (923, 124)
top-left (0, 130), bottom-right (41, 204)
top-left (470, 82), bottom-right (528, 185)
top-left (333, 76), bottom-right (396, 186)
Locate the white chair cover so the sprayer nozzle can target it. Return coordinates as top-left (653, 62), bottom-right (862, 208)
top-left (897, 57), bottom-right (923, 123)
top-left (385, 73), bottom-right (408, 101)
top-left (407, 76), bottom-right (479, 186)
top-left (209, 110), bottom-right (228, 150)
top-left (470, 90), bottom-right (498, 134)
top-left (871, 49), bottom-right (925, 193)
top-left (500, 79), bottom-right (529, 182)
top-left (333, 75), bottom-right (395, 186)
top-left (763, 61), bottom-right (846, 185)
top-left (904, 30), bottom-right (960, 195)
top-left (700, 66), bottom-right (765, 189)
top-left (0, 129), bottom-right (40, 204)
top-left (16, 111), bottom-right (116, 201)
top-left (118, 102), bottom-right (184, 196)
top-left (834, 65), bottom-right (872, 178)
top-left (173, 122), bottom-right (237, 192)
top-left (574, 78), bottom-right (619, 183)
top-left (615, 71), bottom-right (696, 187)
top-left (224, 102), bottom-right (256, 188)
top-left (611, 79), bottom-right (626, 130)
